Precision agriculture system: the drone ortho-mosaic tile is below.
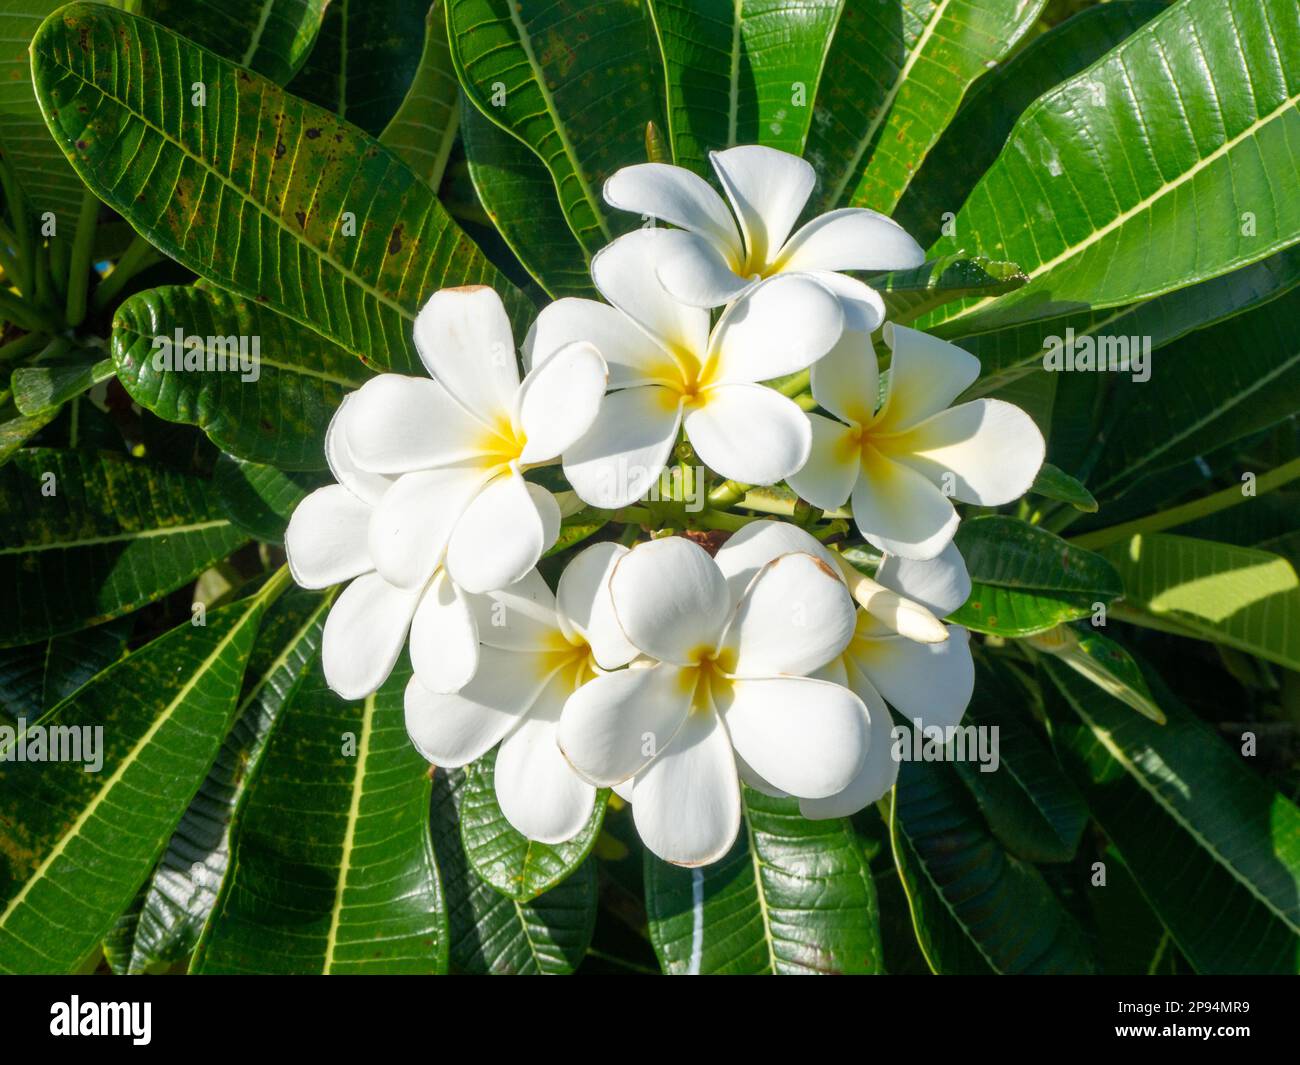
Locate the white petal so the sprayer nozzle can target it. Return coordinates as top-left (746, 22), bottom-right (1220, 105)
top-left (285, 485), bottom-right (373, 589)
top-left (413, 286), bottom-right (519, 422)
top-left (721, 553), bottom-right (856, 676)
top-left (847, 625), bottom-right (973, 729)
top-left (684, 384), bottom-right (810, 486)
top-left (469, 568), bottom-right (562, 652)
top-left (734, 752), bottom-right (789, 798)
top-left (800, 667), bottom-right (898, 820)
top-left (785, 412), bottom-right (860, 512)
top-left (776, 207), bottom-right (925, 274)
top-left (876, 541), bottom-right (972, 618)
top-left (611, 777), bottom-right (634, 803)
top-left (713, 519), bottom-right (835, 606)
top-left (810, 328), bottom-right (879, 425)
top-left (494, 673), bottom-right (596, 844)
top-left (404, 644), bottom-right (553, 766)
top-left (719, 676), bottom-right (868, 799)
top-left (556, 542), bottom-right (638, 669)
top-left (654, 229), bottom-right (752, 308)
top-left (853, 448), bottom-right (958, 561)
top-left (710, 145), bottom-right (814, 267)
top-left (603, 162), bottom-right (742, 258)
top-left (631, 708), bottom-right (741, 866)
top-left (875, 323), bottom-right (980, 432)
top-left (609, 537), bottom-right (730, 665)
top-left (321, 573), bottom-right (420, 700)
top-left (708, 273), bottom-right (843, 384)
top-left (590, 230), bottom-right (711, 357)
top-left (445, 470), bottom-right (555, 594)
top-left (368, 466), bottom-right (489, 589)
top-left (523, 297), bottom-right (667, 387)
top-left (344, 374), bottom-right (487, 473)
top-left (325, 393), bottom-right (395, 504)
top-left (558, 663), bottom-right (693, 786)
top-left (562, 385), bottom-right (682, 509)
top-left (892, 399), bottom-right (1046, 506)
top-left (806, 270), bottom-right (886, 333)
top-left (409, 569), bottom-right (479, 694)
top-left (516, 341), bottom-right (608, 464)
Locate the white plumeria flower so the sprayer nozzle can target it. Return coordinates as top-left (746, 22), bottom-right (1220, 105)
top-left (342, 286), bottom-right (607, 594)
top-left (709, 521), bottom-right (974, 820)
top-left (525, 228), bottom-right (844, 509)
top-left (558, 536), bottom-right (869, 866)
top-left (285, 395), bottom-right (485, 700)
top-left (787, 322), bottom-right (1045, 560)
top-left (603, 144), bottom-right (925, 319)
top-left (404, 543), bottom-right (638, 844)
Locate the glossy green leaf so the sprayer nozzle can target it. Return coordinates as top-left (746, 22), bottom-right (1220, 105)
top-left (378, 1), bottom-right (459, 189)
top-left (1046, 659), bottom-right (1300, 974)
top-left (286, 0), bottom-right (427, 136)
top-left (1100, 533), bottom-right (1300, 671)
top-left (460, 747), bottom-right (607, 902)
top-left (1029, 462), bottom-right (1097, 513)
top-left (112, 285), bottom-right (368, 470)
top-left (648, 0), bottom-right (842, 173)
top-left (0, 588), bottom-right (273, 973)
top-left (0, 449), bottom-right (247, 647)
top-left (0, 616), bottom-right (130, 719)
top-left (923, 0), bottom-right (1300, 336)
top-left (645, 788), bottom-right (881, 974)
top-left (1026, 623), bottom-right (1165, 724)
top-left (890, 759), bottom-right (1095, 974)
top-left (448, 0), bottom-right (658, 257)
top-left (430, 766), bottom-right (596, 974)
top-left (11, 355), bottom-right (113, 416)
top-left (895, 1), bottom-right (1169, 246)
top-left (867, 255), bottom-right (1026, 326)
top-left (809, 0), bottom-right (1046, 214)
top-left (32, 3), bottom-right (531, 374)
top-left (124, 589), bottom-right (328, 974)
top-left (194, 663), bottom-right (449, 974)
top-left (0, 408), bottom-right (56, 466)
top-left (140, 0), bottom-right (329, 85)
top-left (946, 515), bottom-right (1122, 637)
top-left (461, 100), bottom-right (597, 299)
top-left (213, 453), bottom-right (323, 544)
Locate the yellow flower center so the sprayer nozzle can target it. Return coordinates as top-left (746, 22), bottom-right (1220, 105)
top-left (676, 644), bottom-right (738, 713)
top-left (475, 415), bottom-right (527, 474)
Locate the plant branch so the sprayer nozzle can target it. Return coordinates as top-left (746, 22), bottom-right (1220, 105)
top-left (65, 189), bottom-right (101, 328)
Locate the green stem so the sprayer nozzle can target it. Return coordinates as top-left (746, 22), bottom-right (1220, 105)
top-left (1069, 457), bottom-right (1300, 551)
top-left (708, 480), bottom-right (751, 507)
top-left (92, 234), bottom-right (162, 312)
top-left (0, 330), bottom-right (48, 364)
top-left (65, 190), bottom-right (100, 328)
top-left (775, 369), bottom-right (810, 397)
top-left (0, 157), bottom-right (33, 296)
top-left (0, 288), bottom-right (57, 333)
top-left (256, 563), bottom-right (295, 607)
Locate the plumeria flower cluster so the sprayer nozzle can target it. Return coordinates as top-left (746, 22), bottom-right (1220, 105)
top-left (284, 145), bottom-right (1045, 867)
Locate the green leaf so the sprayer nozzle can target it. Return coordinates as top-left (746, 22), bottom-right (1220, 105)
top-left (459, 747), bottom-right (607, 902)
top-left (430, 766), bottom-right (596, 974)
top-left (890, 759), bottom-right (1095, 974)
top-left (111, 285), bottom-right (369, 470)
top-left (895, 1), bottom-right (1169, 246)
top-left (448, 0), bottom-right (658, 258)
top-left (0, 0), bottom-right (83, 219)
top-left (866, 255), bottom-right (1026, 326)
top-left (33, 3), bottom-right (531, 374)
top-left (946, 515), bottom-right (1122, 637)
top-left (1099, 533), bottom-right (1300, 671)
top-left (923, 0), bottom-right (1300, 336)
top-left (952, 663), bottom-right (1089, 863)
top-left (0, 449), bottom-right (248, 647)
top-left (11, 355), bottom-right (113, 416)
top-left (0, 587), bottom-right (273, 973)
top-left (139, 0), bottom-right (329, 85)
top-left (462, 100), bottom-right (598, 299)
top-left (645, 788), bottom-right (881, 974)
top-left (809, 0), bottom-right (1047, 214)
top-left (213, 453), bottom-right (323, 544)
top-left (0, 407), bottom-right (56, 466)
top-left (647, 0), bottom-right (842, 173)
top-left (1045, 659), bottom-right (1300, 974)
top-left (194, 663), bottom-right (449, 974)
top-left (1029, 462), bottom-right (1097, 513)
top-left (1026, 624), bottom-right (1165, 724)
top-left (378, 1), bottom-right (459, 189)
top-left (124, 589), bottom-right (329, 974)
top-left (1086, 284), bottom-right (1300, 497)
top-left (0, 616), bottom-right (130, 719)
